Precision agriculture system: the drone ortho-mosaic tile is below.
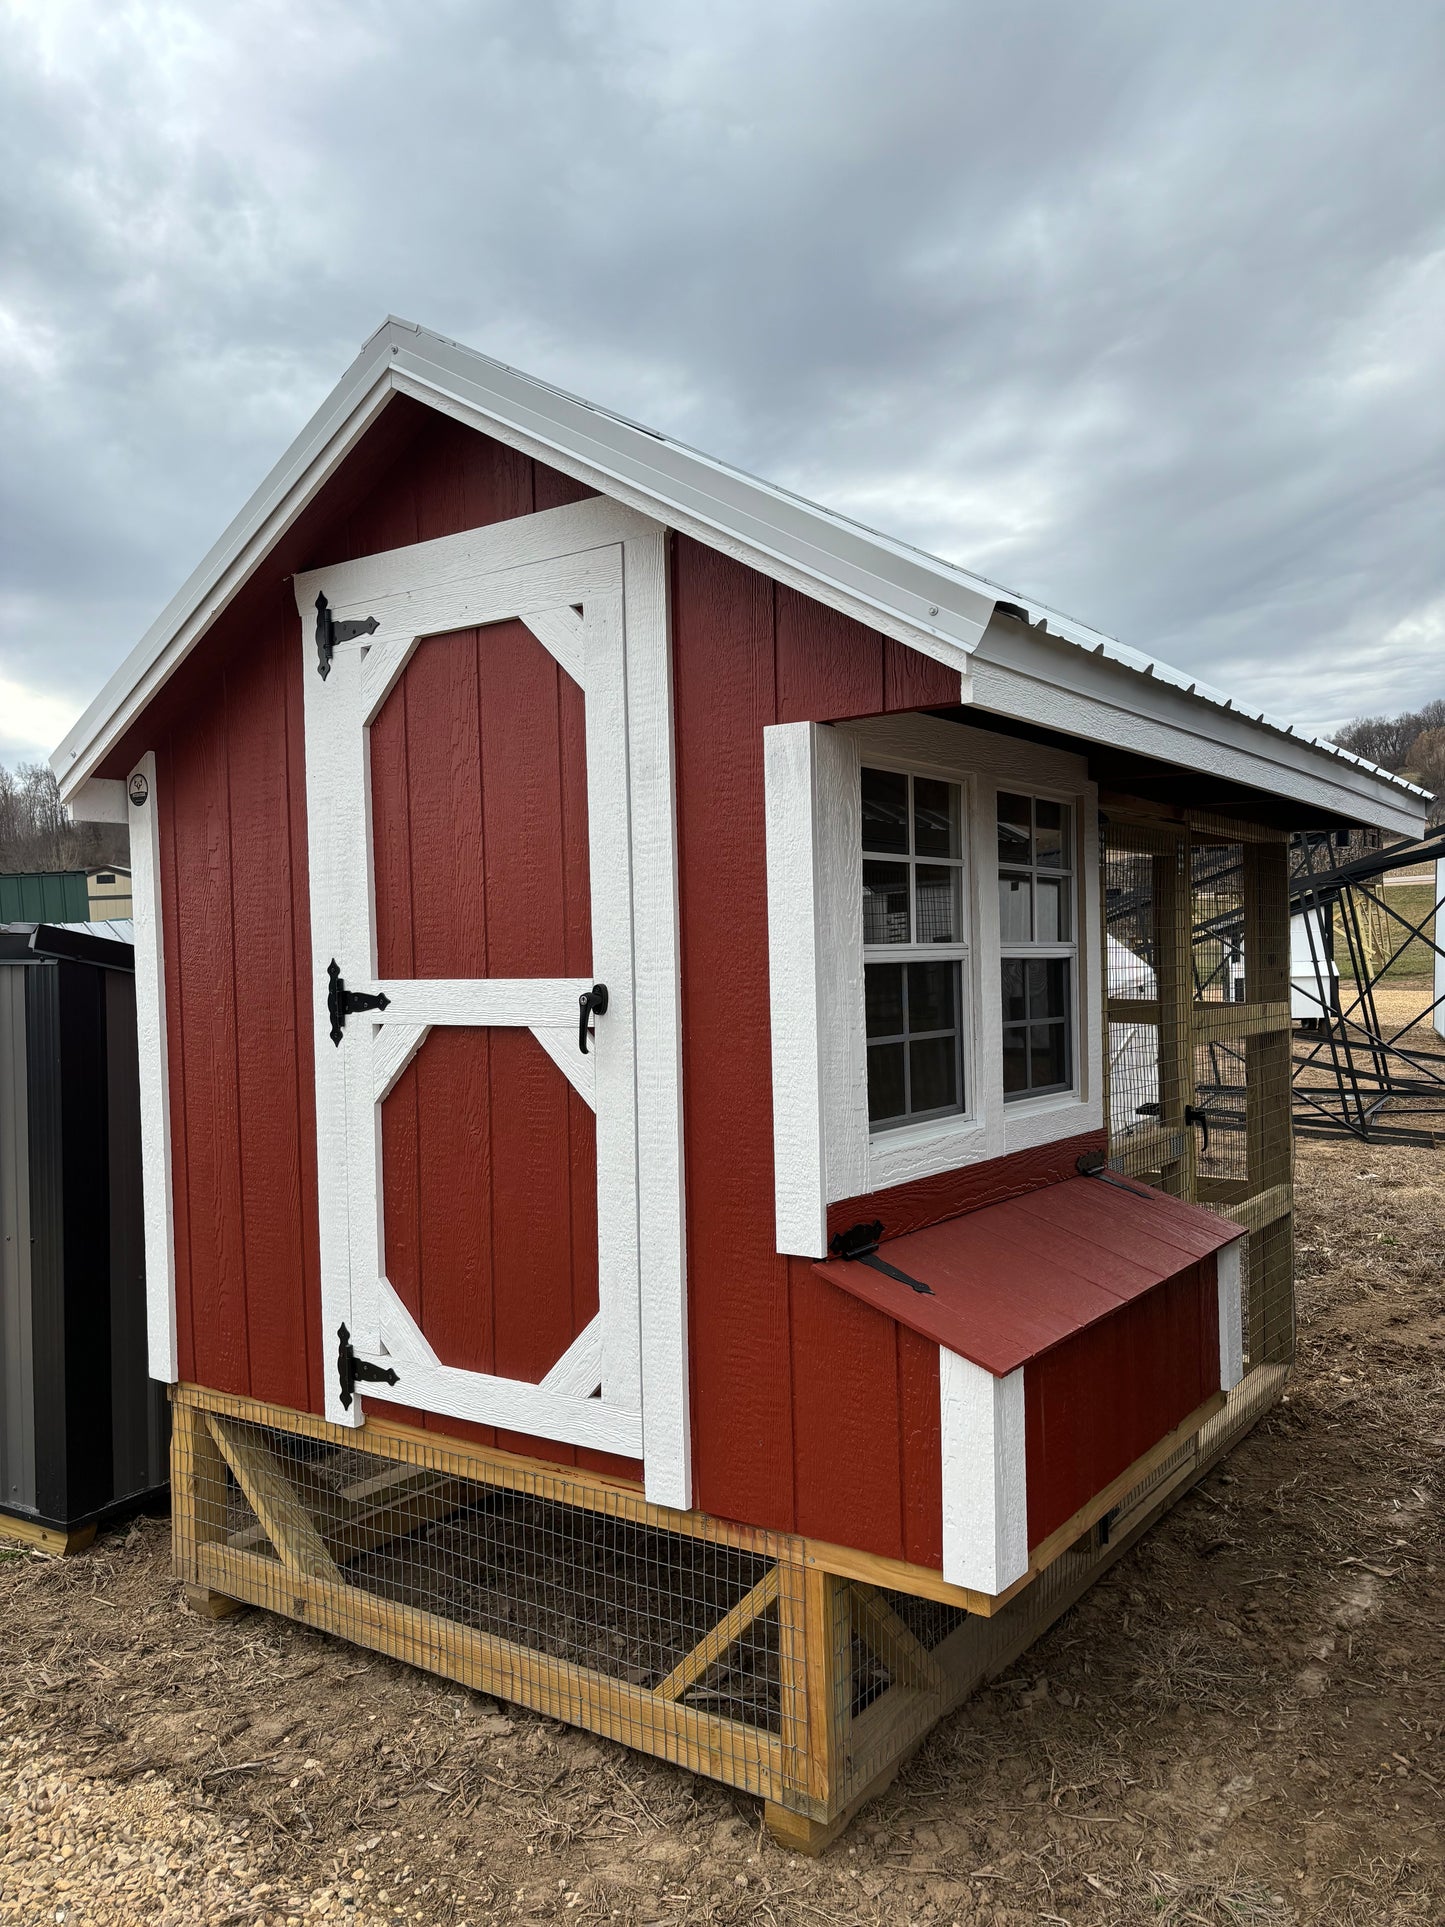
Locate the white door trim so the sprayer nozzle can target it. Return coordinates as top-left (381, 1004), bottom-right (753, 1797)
top-left (296, 498), bottom-right (689, 1503)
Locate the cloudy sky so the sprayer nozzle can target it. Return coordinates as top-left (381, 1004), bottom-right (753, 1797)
top-left (2, 0), bottom-right (1442, 767)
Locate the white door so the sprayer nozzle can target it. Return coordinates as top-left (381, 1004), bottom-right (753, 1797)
top-left (296, 495), bottom-right (688, 1497)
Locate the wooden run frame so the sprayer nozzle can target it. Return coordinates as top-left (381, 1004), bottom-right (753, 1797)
top-left (172, 1361), bottom-right (1287, 1851)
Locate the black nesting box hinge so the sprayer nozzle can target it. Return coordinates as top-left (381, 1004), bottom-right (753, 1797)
top-left (828, 1220), bottom-right (934, 1296)
top-left (327, 959), bottom-right (390, 1045)
top-left (315, 591), bottom-right (379, 679)
top-left (337, 1324), bottom-right (399, 1411)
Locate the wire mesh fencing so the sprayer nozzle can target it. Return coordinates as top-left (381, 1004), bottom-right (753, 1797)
top-left (1102, 810), bottom-right (1294, 1372)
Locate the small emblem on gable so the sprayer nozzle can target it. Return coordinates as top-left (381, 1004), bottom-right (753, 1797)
top-left (128, 772), bottom-right (149, 808)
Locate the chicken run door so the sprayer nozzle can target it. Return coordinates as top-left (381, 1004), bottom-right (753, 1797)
top-left (297, 506), bottom-right (679, 1477)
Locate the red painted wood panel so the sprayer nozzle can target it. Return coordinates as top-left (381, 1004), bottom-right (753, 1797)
top-left (826, 1130), bottom-right (1107, 1245)
top-left (884, 636), bottom-right (961, 711)
top-left (223, 602), bottom-right (314, 1413)
top-left (1023, 1261), bottom-right (1218, 1548)
top-left (897, 1326), bottom-right (943, 1568)
top-left (144, 400), bottom-right (627, 1468)
top-left (674, 535), bottom-right (973, 1548)
top-left (370, 617), bottom-right (601, 1462)
top-left (775, 585), bottom-right (884, 723)
top-left (672, 539), bottom-right (797, 1527)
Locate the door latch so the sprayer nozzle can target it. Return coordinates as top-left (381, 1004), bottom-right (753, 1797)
top-left (327, 959), bottom-right (390, 1046)
top-left (336, 1324), bottom-right (399, 1410)
top-left (578, 982), bottom-right (609, 1054)
top-left (314, 591), bottom-right (379, 680)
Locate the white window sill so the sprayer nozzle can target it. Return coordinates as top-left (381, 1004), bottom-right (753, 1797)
top-left (866, 1112), bottom-right (991, 1193)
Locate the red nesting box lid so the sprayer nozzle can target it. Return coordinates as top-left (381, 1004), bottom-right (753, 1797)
top-left (812, 1176), bottom-right (1240, 1377)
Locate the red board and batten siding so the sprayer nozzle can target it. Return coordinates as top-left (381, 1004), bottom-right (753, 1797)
top-left (670, 537), bottom-right (967, 1567)
top-left (131, 407), bottom-right (616, 1467)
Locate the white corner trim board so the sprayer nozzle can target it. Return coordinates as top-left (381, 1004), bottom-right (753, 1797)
top-left (127, 756), bottom-right (179, 1383)
top-left (1216, 1238), bottom-right (1245, 1392)
top-left (940, 1348), bottom-right (1029, 1595)
top-left (71, 766), bottom-right (178, 1383)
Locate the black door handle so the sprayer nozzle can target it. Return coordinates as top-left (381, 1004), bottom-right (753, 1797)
top-left (1184, 1103), bottom-right (1211, 1155)
top-left (579, 982), bottom-right (609, 1054)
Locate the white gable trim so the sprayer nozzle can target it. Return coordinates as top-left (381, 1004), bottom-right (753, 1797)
top-left (52, 318), bottom-right (1426, 839)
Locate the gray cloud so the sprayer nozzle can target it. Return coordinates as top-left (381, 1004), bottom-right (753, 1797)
top-left (2, 0), bottom-right (1442, 763)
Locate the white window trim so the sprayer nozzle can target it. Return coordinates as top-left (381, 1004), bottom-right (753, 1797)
top-left (765, 711), bottom-right (1101, 1259)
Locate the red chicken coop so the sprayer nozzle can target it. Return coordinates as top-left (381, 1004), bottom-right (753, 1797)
top-left (53, 319), bottom-right (1428, 1848)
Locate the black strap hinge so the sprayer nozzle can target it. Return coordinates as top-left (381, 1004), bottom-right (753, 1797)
top-left (828, 1220), bottom-right (934, 1296)
top-left (337, 1323), bottom-right (399, 1411)
top-left (315, 591), bottom-right (379, 680)
top-left (327, 959), bottom-right (390, 1045)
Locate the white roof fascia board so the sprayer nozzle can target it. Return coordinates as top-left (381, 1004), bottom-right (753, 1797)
top-left (51, 315), bottom-right (1429, 838)
top-left (972, 621), bottom-right (1427, 839)
top-left (52, 338), bottom-right (400, 796)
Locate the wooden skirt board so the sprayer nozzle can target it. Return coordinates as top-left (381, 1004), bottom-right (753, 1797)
top-left (171, 1365), bottom-right (1287, 1846)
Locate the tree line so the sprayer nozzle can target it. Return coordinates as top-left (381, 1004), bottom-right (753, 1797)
top-left (0, 761), bottom-right (129, 874)
top-left (1332, 698), bottom-right (1445, 824)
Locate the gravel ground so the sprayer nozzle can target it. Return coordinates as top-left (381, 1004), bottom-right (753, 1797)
top-left (1, 998), bottom-right (1441, 1925)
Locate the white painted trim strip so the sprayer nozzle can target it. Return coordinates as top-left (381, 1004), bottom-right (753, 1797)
top-left (375, 1273), bottom-right (440, 1368)
top-left (540, 1315), bottom-right (604, 1398)
top-left (372, 1022), bottom-right (429, 1104)
top-left (940, 1348), bottom-right (1029, 1594)
top-left (1216, 1237), bottom-right (1245, 1392)
top-left (529, 1025), bottom-right (595, 1106)
top-left (355, 1352), bottom-right (642, 1456)
top-left (623, 528), bottom-right (692, 1509)
top-left (520, 605), bottom-right (588, 691)
top-left (128, 753), bottom-right (178, 1383)
top-left (374, 978), bottom-right (592, 1027)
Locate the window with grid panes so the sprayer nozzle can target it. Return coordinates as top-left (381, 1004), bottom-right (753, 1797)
top-left (997, 791), bottom-right (1076, 1098)
top-left (861, 767), bottom-right (968, 1128)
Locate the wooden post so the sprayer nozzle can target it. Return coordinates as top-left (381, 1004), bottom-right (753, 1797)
top-left (170, 1396), bottom-right (244, 1617)
top-left (767, 1563), bottom-right (847, 1851)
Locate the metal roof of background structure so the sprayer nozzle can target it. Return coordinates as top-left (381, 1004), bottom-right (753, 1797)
top-left (51, 316), bottom-right (1430, 834)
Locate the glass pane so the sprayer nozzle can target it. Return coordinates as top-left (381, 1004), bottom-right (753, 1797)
top-left (1031, 956), bottom-right (1069, 1019)
top-left (867, 1042), bottom-right (906, 1123)
top-left (862, 767), bottom-right (909, 854)
top-left (907, 960), bottom-right (957, 1033)
top-left (863, 861), bottom-right (910, 944)
top-left (1035, 799), bottom-right (1069, 870)
top-left (997, 793), bottom-right (1031, 867)
top-left (914, 864), bottom-right (960, 943)
top-left (910, 1035), bottom-right (960, 1115)
top-left (1002, 1025), bottom-right (1028, 1095)
top-left (914, 777), bottom-right (960, 859)
top-left (1035, 876), bottom-right (1070, 943)
top-left (1030, 1022), bottom-right (1069, 1091)
top-left (998, 873), bottom-right (1032, 943)
top-left (865, 962), bottom-right (905, 1038)
top-left (1001, 957), bottom-right (1027, 1025)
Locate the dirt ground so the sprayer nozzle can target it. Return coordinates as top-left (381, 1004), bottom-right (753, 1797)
top-left (2, 1016), bottom-right (1442, 1924)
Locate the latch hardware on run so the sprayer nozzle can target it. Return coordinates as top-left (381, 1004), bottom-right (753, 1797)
top-left (314, 591), bottom-right (379, 680)
top-left (326, 959), bottom-right (390, 1046)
